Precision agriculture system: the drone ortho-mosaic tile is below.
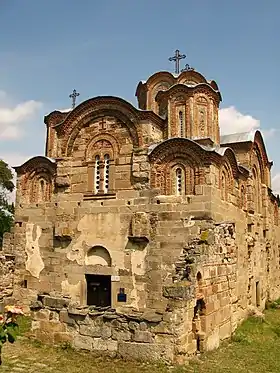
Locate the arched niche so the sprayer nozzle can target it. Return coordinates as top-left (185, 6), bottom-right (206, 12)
top-left (85, 246), bottom-right (112, 267)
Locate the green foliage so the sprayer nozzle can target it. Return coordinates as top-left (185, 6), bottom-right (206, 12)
top-left (0, 159), bottom-right (15, 246)
top-left (265, 298), bottom-right (280, 309)
top-left (17, 316), bottom-right (32, 336)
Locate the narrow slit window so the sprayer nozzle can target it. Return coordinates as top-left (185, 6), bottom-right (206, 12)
top-left (176, 168), bottom-right (183, 195)
top-left (39, 180), bottom-right (45, 201)
top-left (179, 111), bottom-right (184, 137)
top-left (95, 155), bottom-right (100, 193)
top-left (104, 154), bottom-right (110, 194)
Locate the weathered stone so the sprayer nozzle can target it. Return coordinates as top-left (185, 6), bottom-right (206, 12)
top-left (73, 335), bottom-right (92, 350)
top-left (133, 330), bottom-right (153, 343)
top-left (34, 309), bottom-right (51, 321)
top-left (112, 329), bottom-right (131, 341)
top-left (80, 324), bottom-right (111, 338)
top-left (43, 296), bottom-right (70, 310)
top-left (92, 338), bottom-right (118, 352)
top-left (59, 309), bottom-right (76, 325)
top-left (142, 311), bottom-right (163, 323)
top-left (163, 285), bottom-right (194, 300)
top-left (30, 300), bottom-right (43, 310)
top-left (128, 321), bottom-right (139, 331)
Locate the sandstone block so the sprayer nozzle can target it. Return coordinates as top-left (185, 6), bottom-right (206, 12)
top-left (59, 309), bottom-right (76, 326)
top-left (92, 338), bottom-right (118, 352)
top-left (34, 309), bottom-right (51, 321)
top-left (112, 329), bottom-right (131, 341)
top-left (73, 335), bottom-right (93, 350)
top-left (133, 330), bottom-right (153, 343)
top-left (142, 310), bottom-right (163, 323)
top-left (43, 296), bottom-right (70, 310)
top-left (80, 324), bottom-right (111, 338)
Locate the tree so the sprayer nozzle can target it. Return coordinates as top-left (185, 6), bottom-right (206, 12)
top-left (0, 160), bottom-right (15, 247)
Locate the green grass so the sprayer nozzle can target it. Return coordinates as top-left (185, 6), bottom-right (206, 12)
top-left (2, 308), bottom-right (280, 372)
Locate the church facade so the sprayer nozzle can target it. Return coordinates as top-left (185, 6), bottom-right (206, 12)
top-left (1, 54), bottom-right (280, 362)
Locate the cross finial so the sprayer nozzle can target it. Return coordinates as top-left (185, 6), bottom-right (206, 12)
top-left (69, 89), bottom-right (80, 109)
top-left (181, 63), bottom-right (194, 72)
top-left (168, 49), bottom-right (186, 74)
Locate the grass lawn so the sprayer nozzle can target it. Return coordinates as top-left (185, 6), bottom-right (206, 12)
top-left (2, 307), bottom-right (280, 373)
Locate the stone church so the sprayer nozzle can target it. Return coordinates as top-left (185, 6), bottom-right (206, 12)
top-left (1, 51), bottom-right (280, 363)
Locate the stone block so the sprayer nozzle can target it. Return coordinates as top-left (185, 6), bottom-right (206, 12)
top-left (80, 324), bottom-right (111, 338)
top-left (73, 335), bottom-right (93, 350)
top-left (142, 310), bottom-right (163, 323)
top-left (92, 338), bottom-right (118, 352)
top-left (40, 320), bottom-right (66, 333)
top-left (34, 309), bottom-right (51, 321)
top-left (133, 330), bottom-right (153, 343)
top-left (59, 309), bottom-right (76, 326)
top-left (42, 296), bottom-right (70, 310)
top-left (112, 329), bottom-right (131, 341)
top-left (163, 285), bottom-right (195, 300)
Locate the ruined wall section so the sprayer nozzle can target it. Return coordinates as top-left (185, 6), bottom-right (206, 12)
top-left (0, 232), bottom-right (15, 302)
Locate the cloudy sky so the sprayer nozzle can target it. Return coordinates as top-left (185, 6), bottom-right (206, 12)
top-left (0, 0), bottom-right (280, 194)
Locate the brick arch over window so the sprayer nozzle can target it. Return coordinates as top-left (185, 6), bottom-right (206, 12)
top-left (239, 183), bottom-right (247, 210)
top-left (253, 130), bottom-right (270, 186)
top-left (29, 172), bottom-right (53, 203)
top-left (86, 134), bottom-right (119, 195)
top-left (252, 166), bottom-right (262, 214)
top-left (52, 97), bottom-right (141, 156)
top-left (14, 156), bottom-right (56, 204)
top-left (219, 162), bottom-right (233, 202)
top-left (151, 158), bottom-right (199, 196)
top-left (149, 138), bottom-right (205, 195)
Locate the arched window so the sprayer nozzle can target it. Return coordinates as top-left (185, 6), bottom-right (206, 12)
top-left (176, 167), bottom-right (183, 195)
top-left (252, 167), bottom-right (261, 213)
top-left (274, 203), bottom-right (279, 226)
top-left (104, 154), bottom-right (110, 194)
top-left (94, 155), bottom-right (100, 193)
top-left (240, 185), bottom-right (246, 210)
top-left (178, 111), bottom-right (184, 137)
top-left (38, 179), bottom-right (45, 202)
top-left (221, 171), bottom-right (227, 201)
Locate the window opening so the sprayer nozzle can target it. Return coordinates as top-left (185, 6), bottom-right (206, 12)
top-left (256, 281), bottom-right (261, 307)
top-left (176, 168), bottom-right (183, 195)
top-left (104, 154), bottom-right (110, 193)
top-left (94, 155), bottom-right (100, 193)
top-left (179, 111), bottom-right (184, 137)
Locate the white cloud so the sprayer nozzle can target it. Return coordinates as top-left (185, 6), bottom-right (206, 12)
top-left (219, 106), bottom-right (260, 135)
top-left (272, 174), bottom-right (280, 196)
top-left (0, 93), bottom-right (42, 139)
top-left (58, 108), bottom-right (72, 113)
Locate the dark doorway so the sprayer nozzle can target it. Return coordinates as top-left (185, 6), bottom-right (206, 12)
top-left (86, 274), bottom-right (111, 307)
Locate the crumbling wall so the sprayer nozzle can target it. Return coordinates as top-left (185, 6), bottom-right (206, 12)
top-left (30, 297), bottom-right (176, 362)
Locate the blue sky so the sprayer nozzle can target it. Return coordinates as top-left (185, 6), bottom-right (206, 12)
top-left (0, 0), bottom-right (280, 191)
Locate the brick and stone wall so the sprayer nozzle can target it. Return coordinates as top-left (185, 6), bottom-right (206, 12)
top-left (2, 68), bottom-right (280, 363)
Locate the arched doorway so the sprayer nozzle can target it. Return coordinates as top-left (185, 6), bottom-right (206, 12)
top-left (85, 246), bottom-right (112, 307)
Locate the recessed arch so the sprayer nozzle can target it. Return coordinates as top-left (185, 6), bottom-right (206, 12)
top-left (85, 246), bottom-right (112, 267)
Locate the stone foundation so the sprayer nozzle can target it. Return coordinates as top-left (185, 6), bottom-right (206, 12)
top-left (30, 297), bottom-right (195, 363)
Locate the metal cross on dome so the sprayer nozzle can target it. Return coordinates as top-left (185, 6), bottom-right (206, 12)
top-left (69, 89), bottom-right (80, 109)
top-left (168, 49), bottom-right (186, 74)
